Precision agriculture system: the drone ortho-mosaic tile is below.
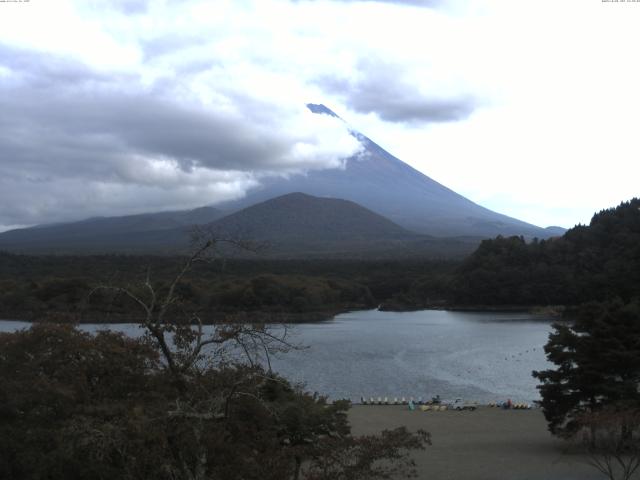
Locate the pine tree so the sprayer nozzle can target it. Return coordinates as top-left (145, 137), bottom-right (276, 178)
top-left (533, 298), bottom-right (640, 436)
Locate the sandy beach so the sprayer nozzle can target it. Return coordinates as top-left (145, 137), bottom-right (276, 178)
top-left (348, 405), bottom-right (604, 480)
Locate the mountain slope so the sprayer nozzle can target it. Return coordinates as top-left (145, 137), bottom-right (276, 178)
top-left (0, 207), bottom-right (223, 254)
top-left (0, 194), bottom-right (479, 258)
top-left (219, 104), bottom-right (559, 238)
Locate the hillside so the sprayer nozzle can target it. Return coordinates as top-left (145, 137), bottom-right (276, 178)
top-left (210, 192), bottom-right (411, 241)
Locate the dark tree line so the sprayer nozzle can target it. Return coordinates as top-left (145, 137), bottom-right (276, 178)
top-left (0, 255), bottom-right (455, 321)
top-left (452, 198), bottom-right (640, 306)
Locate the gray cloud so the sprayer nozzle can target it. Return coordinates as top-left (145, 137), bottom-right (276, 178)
top-left (86, 0), bottom-right (150, 15)
top-left (1, 92), bottom-right (289, 172)
top-left (0, 44), bottom-right (111, 88)
top-left (116, 0), bottom-right (150, 14)
top-left (140, 34), bottom-right (209, 62)
top-left (317, 60), bottom-right (476, 124)
top-left (0, 43), bottom-right (360, 228)
top-left (306, 0), bottom-right (443, 6)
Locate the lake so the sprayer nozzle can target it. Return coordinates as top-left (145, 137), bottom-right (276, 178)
top-left (0, 309), bottom-right (554, 403)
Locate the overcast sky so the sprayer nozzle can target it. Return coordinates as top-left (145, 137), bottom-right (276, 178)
top-left (1, 0), bottom-right (639, 232)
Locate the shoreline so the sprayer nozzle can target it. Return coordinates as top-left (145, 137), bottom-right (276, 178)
top-left (0, 310), bottom-right (340, 325)
top-left (0, 304), bottom-right (565, 324)
top-left (380, 303), bottom-right (566, 317)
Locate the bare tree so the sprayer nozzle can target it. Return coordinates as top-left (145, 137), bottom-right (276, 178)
top-left (576, 407), bottom-right (640, 480)
top-left (85, 231), bottom-right (305, 480)
top-left (90, 230), bottom-right (294, 378)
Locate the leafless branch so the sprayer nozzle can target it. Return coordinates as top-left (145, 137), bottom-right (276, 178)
top-left (85, 230), bottom-right (298, 385)
top-left (576, 407), bottom-right (640, 480)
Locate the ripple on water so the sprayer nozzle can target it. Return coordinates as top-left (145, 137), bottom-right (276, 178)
top-left (0, 309), bottom-right (554, 403)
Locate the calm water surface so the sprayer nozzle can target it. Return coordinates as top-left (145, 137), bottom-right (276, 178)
top-left (0, 309), bottom-right (554, 403)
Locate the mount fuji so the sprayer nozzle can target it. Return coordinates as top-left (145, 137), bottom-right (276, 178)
top-left (218, 104), bottom-right (561, 239)
top-left (0, 104), bottom-right (563, 256)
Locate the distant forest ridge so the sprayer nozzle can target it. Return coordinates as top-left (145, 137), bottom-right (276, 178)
top-left (450, 198), bottom-right (640, 306)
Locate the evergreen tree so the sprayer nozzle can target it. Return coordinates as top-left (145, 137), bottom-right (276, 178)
top-left (533, 299), bottom-right (640, 436)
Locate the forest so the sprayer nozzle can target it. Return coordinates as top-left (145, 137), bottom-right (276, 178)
top-left (450, 198), bottom-right (640, 307)
top-left (0, 198), bottom-right (638, 321)
top-left (0, 253), bottom-right (454, 322)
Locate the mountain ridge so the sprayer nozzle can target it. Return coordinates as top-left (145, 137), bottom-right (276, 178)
top-left (0, 193), bottom-right (481, 258)
top-left (0, 206), bottom-right (223, 253)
